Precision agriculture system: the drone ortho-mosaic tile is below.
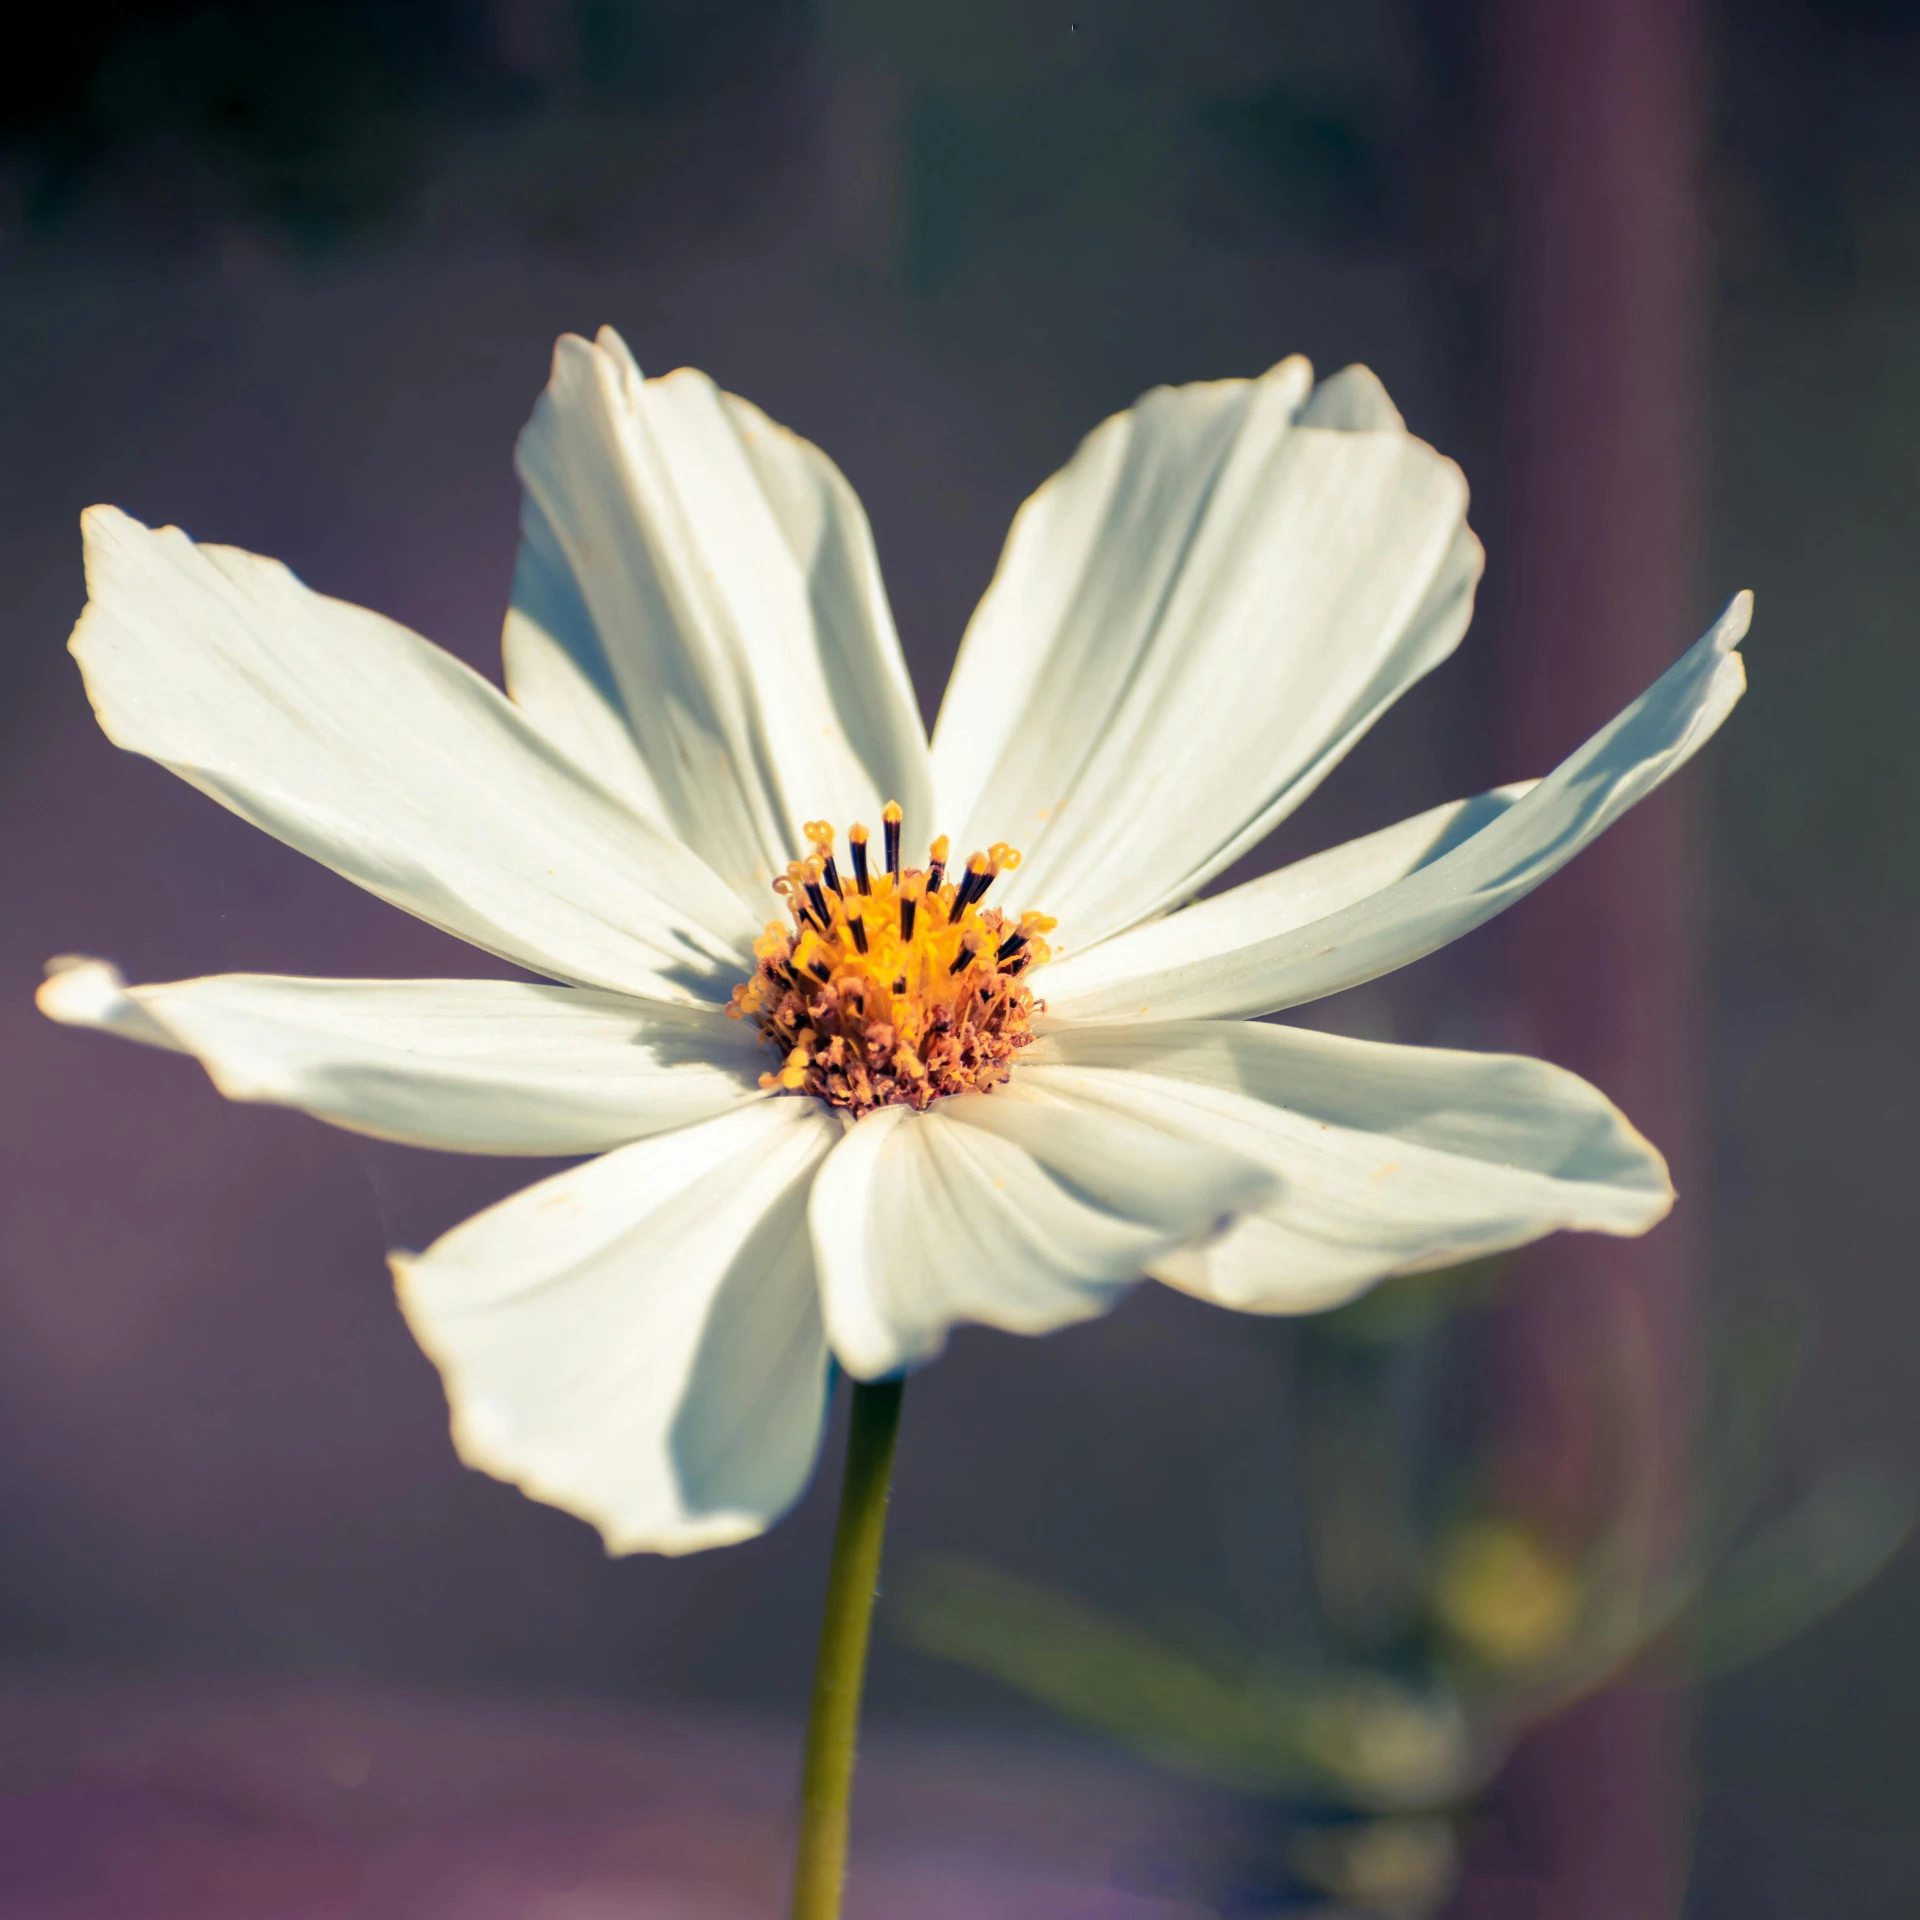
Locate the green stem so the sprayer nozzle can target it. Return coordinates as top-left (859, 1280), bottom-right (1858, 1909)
top-left (791, 1376), bottom-right (905, 1920)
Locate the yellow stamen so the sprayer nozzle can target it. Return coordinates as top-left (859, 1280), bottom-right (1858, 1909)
top-left (730, 806), bottom-right (1057, 1115)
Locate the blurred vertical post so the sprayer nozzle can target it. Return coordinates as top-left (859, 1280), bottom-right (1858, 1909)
top-left (1461, 2), bottom-right (1708, 1916)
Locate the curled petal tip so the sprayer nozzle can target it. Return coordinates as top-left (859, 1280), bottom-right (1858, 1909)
top-left (36, 956), bottom-right (182, 1053)
top-left (1720, 589), bottom-right (1755, 648)
top-left (36, 955), bottom-right (129, 1025)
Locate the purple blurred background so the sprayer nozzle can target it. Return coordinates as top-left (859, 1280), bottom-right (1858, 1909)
top-left (3, 2), bottom-right (1918, 1913)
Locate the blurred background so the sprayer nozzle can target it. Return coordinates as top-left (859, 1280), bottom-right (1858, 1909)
top-left (1, 1), bottom-right (1917, 1914)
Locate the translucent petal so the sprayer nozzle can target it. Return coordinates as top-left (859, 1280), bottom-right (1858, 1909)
top-left (810, 1084), bottom-right (1273, 1378)
top-left (393, 1100), bottom-right (840, 1555)
top-left (932, 360), bottom-right (1478, 949)
top-left (509, 330), bottom-right (934, 906)
top-left (37, 960), bottom-right (767, 1155)
top-left (1025, 1022), bottom-right (1673, 1314)
top-left (1037, 595), bottom-right (1750, 1024)
top-left (72, 507), bottom-right (757, 1004)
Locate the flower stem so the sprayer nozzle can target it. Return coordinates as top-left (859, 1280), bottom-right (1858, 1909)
top-left (790, 1375), bottom-right (905, 1920)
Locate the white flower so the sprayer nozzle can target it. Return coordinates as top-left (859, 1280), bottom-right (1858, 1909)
top-left (39, 329), bottom-right (1748, 1555)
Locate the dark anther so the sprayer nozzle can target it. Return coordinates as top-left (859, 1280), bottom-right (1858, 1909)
top-left (849, 829), bottom-right (872, 895)
top-left (884, 812), bottom-right (902, 879)
top-left (821, 855), bottom-right (843, 896)
top-left (951, 861), bottom-right (993, 916)
top-left (893, 976), bottom-right (907, 993)
top-left (927, 854), bottom-right (945, 893)
top-left (810, 960), bottom-right (833, 983)
top-left (900, 895), bottom-right (917, 942)
top-left (805, 880), bottom-right (831, 926)
top-left (996, 932), bottom-right (1028, 963)
top-left (848, 914), bottom-right (869, 954)
top-left (949, 943), bottom-right (976, 975)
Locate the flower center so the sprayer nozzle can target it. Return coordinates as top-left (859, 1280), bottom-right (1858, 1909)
top-left (727, 802), bottom-right (1057, 1115)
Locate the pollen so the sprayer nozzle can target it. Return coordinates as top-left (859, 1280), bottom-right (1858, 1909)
top-left (726, 810), bottom-right (1056, 1116)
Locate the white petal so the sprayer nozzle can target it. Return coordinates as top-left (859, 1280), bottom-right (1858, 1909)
top-left (1023, 1022), bottom-right (1673, 1315)
top-left (38, 953), bottom-right (183, 1050)
top-left (931, 359), bottom-right (1479, 949)
top-left (392, 1100), bottom-right (839, 1555)
top-left (73, 508), bottom-right (760, 1004)
top-left (1292, 362), bottom-right (1405, 432)
top-left (809, 1083), bottom-right (1274, 1379)
top-left (37, 959), bottom-right (768, 1155)
top-left (1035, 786), bottom-right (1532, 1022)
top-left (1037, 594), bottom-right (1751, 1024)
top-left (501, 493), bottom-right (672, 820)
top-left (510, 330), bottom-right (934, 906)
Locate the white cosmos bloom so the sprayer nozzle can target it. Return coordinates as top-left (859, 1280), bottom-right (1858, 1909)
top-left (39, 328), bottom-right (1749, 1555)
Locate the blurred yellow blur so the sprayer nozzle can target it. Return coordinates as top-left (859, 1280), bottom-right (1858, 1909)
top-left (1433, 1519), bottom-right (1580, 1669)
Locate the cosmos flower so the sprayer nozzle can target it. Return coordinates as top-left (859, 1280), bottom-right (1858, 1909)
top-left (39, 329), bottom-right (1748, 1554)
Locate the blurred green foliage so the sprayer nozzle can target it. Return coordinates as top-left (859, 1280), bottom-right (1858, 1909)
top-left (898, 1263), bottom-right (1914, 1914)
